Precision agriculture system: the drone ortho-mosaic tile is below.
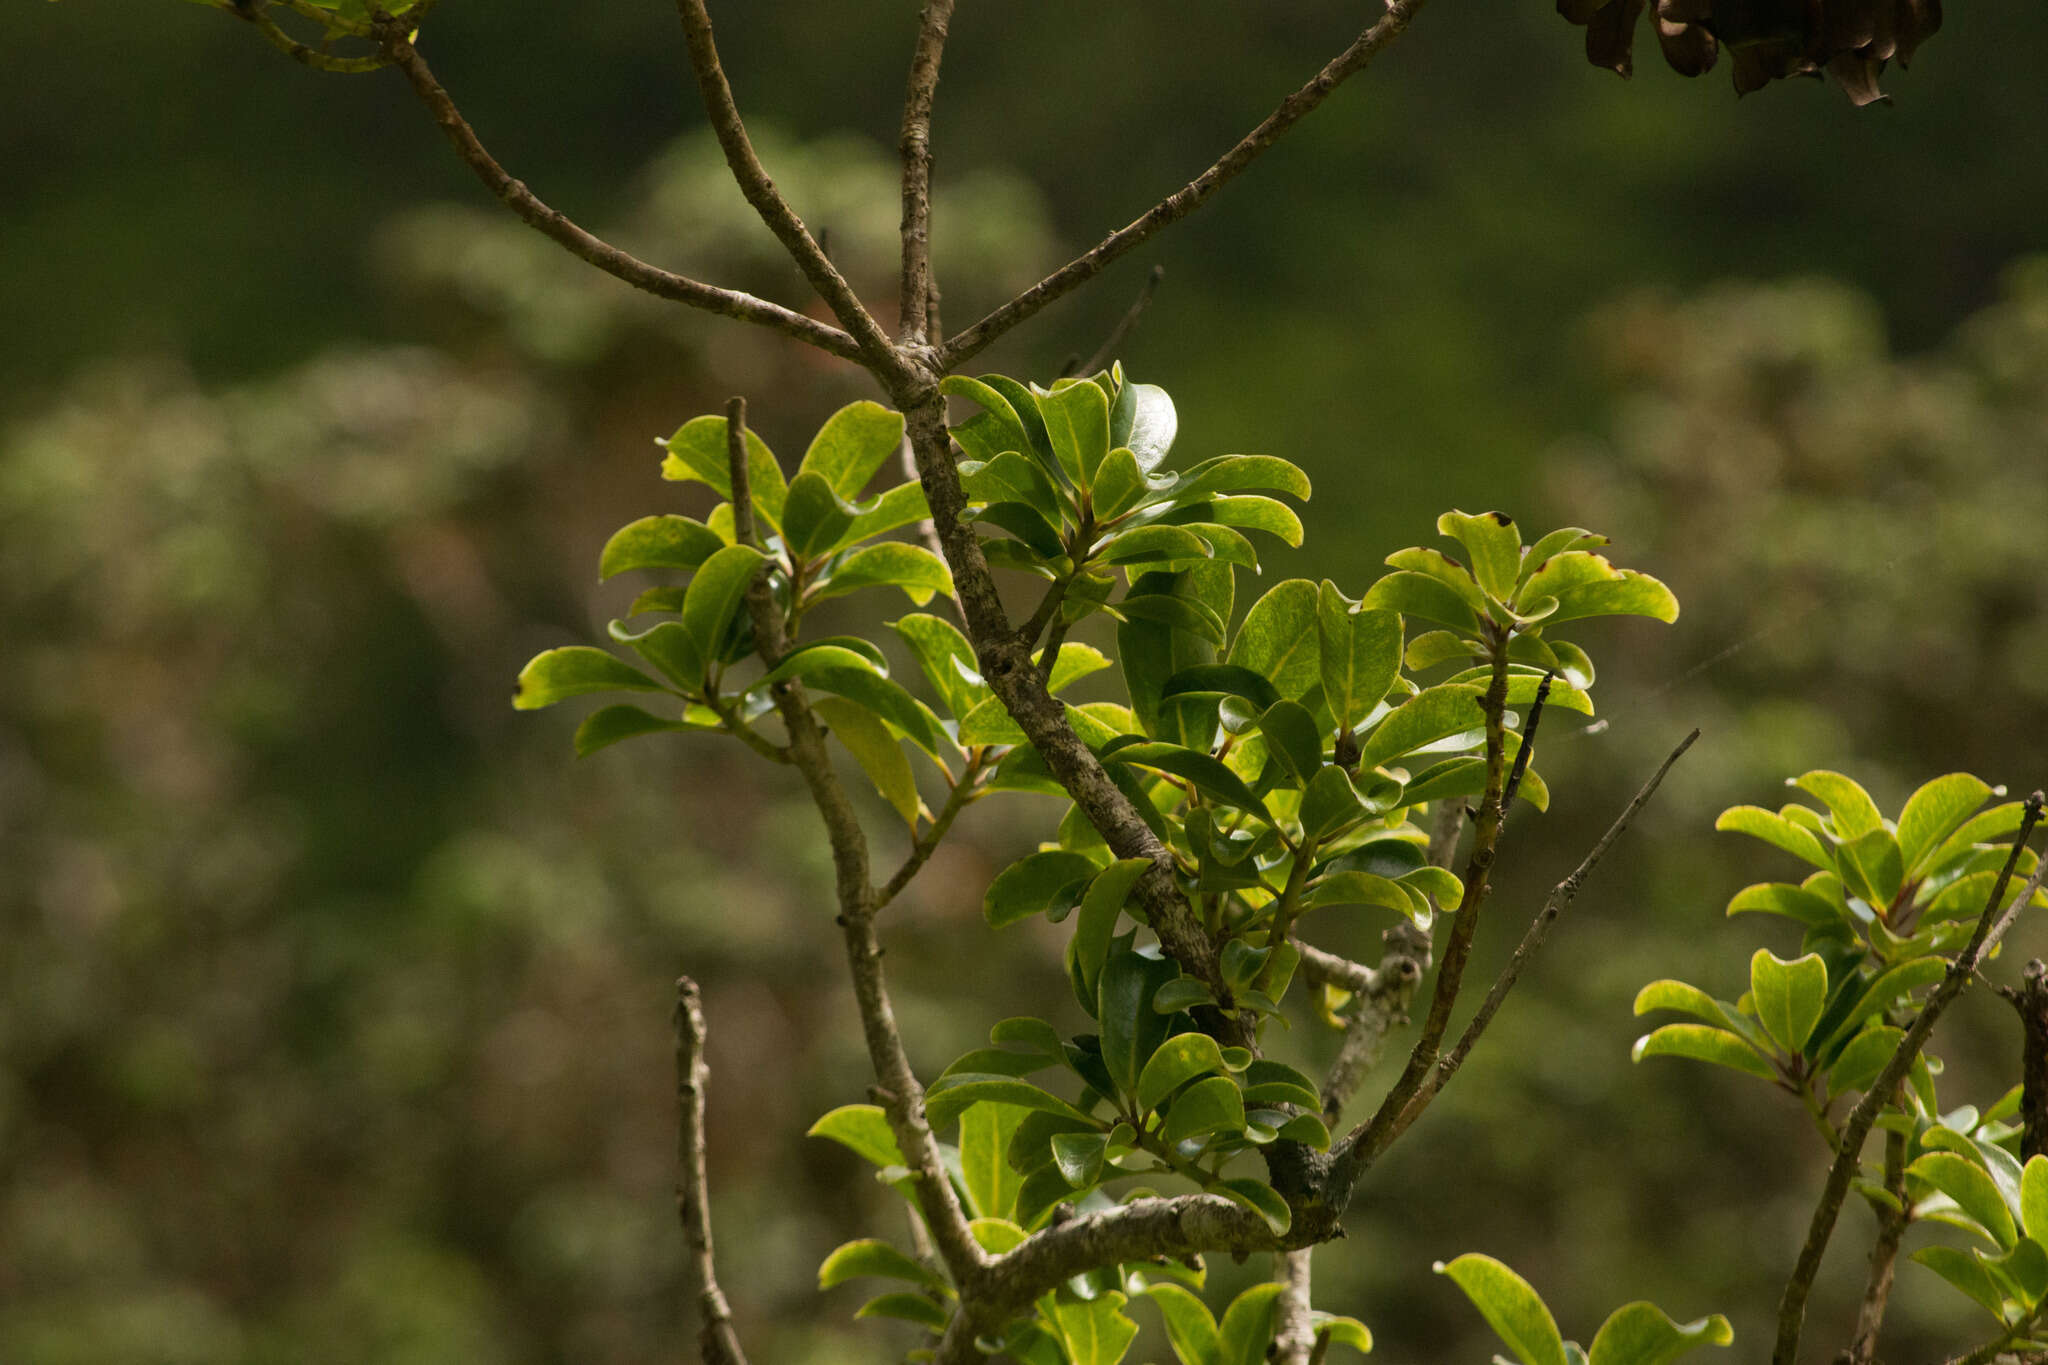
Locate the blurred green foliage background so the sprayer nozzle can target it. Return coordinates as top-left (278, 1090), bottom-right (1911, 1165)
top-left (6, 3), bottom-right (2048, 1362)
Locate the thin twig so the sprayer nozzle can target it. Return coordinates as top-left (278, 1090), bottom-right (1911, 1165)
top-left (1499, 671), bottom-right (1552, 817)
top-left (370, 31), bottom-right (864, 361)
top-left (938, 0), bottom-right (1430, 368)
top-left (672, 0), bottom-right (897, 367)
top-left (1375, 729), bottom-right (1698, 1150)
top-left (674, 977), bottom-right (750, 1365)
top-left (727, 400), bottom-right (987, 1283)
top-left (1070, 264), bottom-right (1166, 377)
top-left (1774, 792), bottom-right (2048, 1365)
top-left (1846, 1122), bottom-right (1909, 1365)
top-left (876, 758), bottom-right (985, 909)
top-left (897, 0), bottom-right (957, 343)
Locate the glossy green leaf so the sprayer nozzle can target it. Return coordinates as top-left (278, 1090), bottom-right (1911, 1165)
top-left (808, 1104), bottom-right (906, 1168)
top-left (960, 1101), bottom-right (1028, 1221)
top-left (1184, 521), bottom-right (1260, 569)
top-left (1792, 770), bottom-right (1885, 839)
top-left (1098, 942), bottom-right (1180, 1098)
top-left (671, 542), bottom-right (767, 680)
top-left (659, 414), bottom-right (787, 533)
top-left (1046, 1290), bottom-right (1140, 1365)
top-left (854, 1291), bottom-right (949, 1329)
top-left (943, 375), bottom-right (1039, 465)
top-left (1044, 642), bottom-right (1113, 695)
top-left (1227, 579), bottom-right (1321, 700)
top-left (1137, 1033), bottom-right (1229, 1114)
top-left (598, 514), bottom-right (725, 580)
top-left (1090, 446), bottom-right (1148, 520)
top-left (781, 470), bottom-right (860, 559)
top-left (1257, 702), bottom-right (1324, 785)
top-left (1818, 958), bottom-right (1946, 1053)
top-left (1116, 588), bottom-right (1228, 646)
top-left (1434, 1254), bottom-right (1568, 1365)
top-left (1898, 774), bottom-right (1996, 873)
top-left (1361, 571), bottom-right (1481, 632)
top-left (1318, 587), bottom-right (1403, 735)
top-left (1100, 523), bottom-right (1215, 565)
top-left (1172, 454), bottom-right (1312, 502)
top-left (991, 1017), bottom-right (1065, 1056)
top-left (1114, 743), bottom-right (1271, 819)
top-left (1985, 1237), bottom-right (2048, 1308)
top-left (1544, 570), bottom-right (1679, 625)
top-left (1631, 1025), bottom-right (1774, 1080)
top-left (812, 696), bottom-right (921, 828)
top-left (819, 1238), bottom-right (943, 1289)
top-left (985, 850), bottom-right (1101, 929)
top-left (1299, 766), bottom-right (1376, 843)
top-left (1725, 882), bottom-right (1844, 930)
top-left (1517, 528), bottom-right (1608, 587)
top-left (1400, 752), bottom-right (1550, 813)
top-left (1051, 1130), bottom-right (1109, 1188)
top-left (1215, 1283), bottom-right (1286, 1365)
top-left (1141, 1283), bottom-right (1221, 1365)
top-left (1633, 980), bottom-right (1747, 1033)
top-left (1311, 1314), bottom-right (1374, 1358)
top-left (1715, 806), bottom-right (1834, 871)
top-left (1840, 827), bottom-right (1906, 910)
top-left (1357, 684), bottom-right (1487, 771)
top-left (969, 1218), bottom-right (1029, 1254)
top-left (925, 1075), bottom-right (1094, 1129)
top-left (1214, 1178), bottom-right (1292, 1235)
top-left (1750, 950), bottom-right (1829, 1053)
top-left (810, 543), bottom-right (954, 606)
top-left (1074, 859), bottom-right (1155, 1002)
top-left (1206, 495), bottom-right (1304, 546)
top-left (1041, 379), bottom-right (1112, 485)
top-left (890, 613), bottom-right (986, 722)
top-left (1162, 664), bottom-right (1283, 712)
top-left (1910, 1152), bottom-right (2018, 1249)
top-left (1161, 1076), bottom-right (1247, 1145)
top-left (839, 481), bottom-right (932, 549)
top-left (796, 400), bottom-right (904, 499)
top-left (1585, 1302), bottom-right (1733, 1365)
top-left (515, 647), bottom-right (665, 709)
top-left (1307, 870), bottom-right (1421, 919)
top-left (1910, 1246), bottom-right (2009, 1319)
top-left (571, 703), bottom-right (696, 755)
top-left (1827, 1025), bottom-right (1904, 1095)
top-left (1118, 381), bottom-right (1178, 470)
top-left (1237, 1059), bottom-right (1321, 1110)
top-left (1438, 510), bottom-right (1522, 599)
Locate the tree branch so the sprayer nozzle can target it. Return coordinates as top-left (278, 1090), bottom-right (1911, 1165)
top-left (370, 30), bottom-right (865, 361)
top-left (672, 0), bottom-right (899, 367)
top-left (1300, 927), bottom-right (1428, 1124)
top-left (1846, 1122), bottom-right (1910, 1365)
top-left (937, 0), bottom-right (1430, 368)
top-left (1774, 792), bottom-right (2048, 1365)
top-left (1274, 1248), bottom-right (1317, 1365)
top-left (726, 399), bottom-right (985, 1283)
top-left (898, 0), bottom-right (957, 343)
top-left (1369, 729), bottom-right (1697, 1153)
top-left (875, 756), bottom-right (985, 910)
top-left (674, 977), bottom-right (750, 1365)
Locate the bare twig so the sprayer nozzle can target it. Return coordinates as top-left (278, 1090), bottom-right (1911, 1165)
top-left (1774, 793), bottom-right (2048, 1365)
top-left (1274, 1249), bottom-right (1317, 1365)
top-left (673, 0), bottom-right (898, 366)
top-left (938, 0), bottom-right (1430, 368)
top-left (674, 977), bottom-right (750, 1365)
top-left (876, 758), bottom-right (984, 909)
top-left (2008, 960), bottom-right (2048, 1161)
top-left (1498, 671), bottom-right (1552, 817)
top-left (727, 400), bottom-right (986, 1283)
top-left (1068, 264), bottom-right (1166, 378)
top-left (1846, 1123), bottom-right (1910, 1365)
top-left (898, 0), bottom-right (957, 343)
top-left (370, 32), bottom-right (864, 361)
top-left (1372, 730), bottom-right (1698, 1152)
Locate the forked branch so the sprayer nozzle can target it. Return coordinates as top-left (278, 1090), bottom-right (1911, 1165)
top-left (938, 0), bottom-right (1430, 368)
top-left (371, 30), bottom-right (865, 361)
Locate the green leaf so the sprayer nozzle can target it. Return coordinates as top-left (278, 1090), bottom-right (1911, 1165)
top-left (925, 1075), bottom-right (1094, 1129)
top-left (1357, 684), bottom-right (1487, 771)
top-left (1162, 1075), bottom-right (1247, 1145)
top-left (839, 481), bottom-right (933, 550)
top-left (1828, 1025), bottom-right (1904, 1096)
top-left (1052, 1130), bottom-right (1109, 1188)
top-left (890, 613), bottom-right (987, 722)
top-left (819, 1238), bottom-right (943, 1290)
top-left (1041, 379), bottom-right (1112, 485)
top-left (755, 655), bottom-right (947, 759)
top-left (796, 400), bottom-right (905, 499)
top-left (1816, 957), bottom-right (1946, 1054)
top-left (1116, 588), bottom-right (1228, 646)
top-left (985, 851), bottom-right (1102, 929)
top-left (1311, 1314), bottom-right (1374, 1359)
top-left (1044, 642), bottom-right (1113, 694)
top-left (1725, 881), bottom-right (1846, 930)
top-left (1517, 529), bottom-right (1608, 588)
top-left (515, 646), bottom-right (665, 710)
top-left (1307, 870), bottom-right (1423, 920)
top-left (1206, 495), bottom-right (1304, 546)
top-left (1098, 941), bottom-right (1181, 1098)
top-left (1910, 1246), bottom-right (2010, 1319)
top-left (1172, 454), bottom-right (1312, 502)
top-left (1910, 1152), bottom-right (2018, 1249)
top-left (1162, 664), bottom-right (1283, 712)
top-left (1115, 742), bottom-right (1271, 819)
top-left (1137, 1033), bottom-right (1229, 1114)
top-left (1153, 979), bottom-right (1219, 1014)
top-left (2023, 1156), bottom-right (2048, 1244)
top-left (1141, 1284), bottom-right (1221, 1365)
top-left (1750, 950), bottom-right (1829, 1053)
top-left (991, 1017), bottom-right (1066, 1056)
top-left (969, 1218), bottom-right (1029, 1254)
top-left (1791, 770), bottom-right (1885, 840)
top-left (1899, 774), bottom-right (1996, 874)
top-left (1090, 446), bottom-right (1149, 520)
top-left (1545, 570), bottom-right (1680, 625)
top-left (1257, 702), bottom-right (1325, 786)
top-left (1215, 1180), bottom-right (1291, 1235)
top-left (1227, 579), bottom-right (1322, 700)
top-left (855, 1292), bottom-right (950, 1329)
top-left (1631, 1025), bottom-right (1774, 1080)
top-left (1318, 588), bottom-right (1403, 735)
top-left (1119, 382), bottom-right (1178, 471)
top-left (1438, 510), bottom-right (1522, 600)
top-left (1046, 1290), bottom-right (1141, 1365)
top-left (1298, 767), bottom-right (1379, 843)
top-left (811, 542), bottom-right (955, 607)
top-left (1840, 827), bottom-right (1906, 911)
top-left (598, 514), bottom-right (725, 580)
top-left (1217, 1283), bottom-right (1287, 1365)
top-left (943, 375), bottom-right (1039, 465)
top-left (813, 696), bottom-right (921, 828)
top-left (1100, 523), bottom-right (1215, 565)
top-left (1436, 1255), bottom-right (1567, 1365)
top-left (1585, 1303), bottom-right (1733, 1365)
top-left (659, 414), bottom-right (786, 533)
top-left (1985, 1238), bottom-right (2048, 1308)
top-left (1361, 571), bottom-right (1481, 632)
top-left (1238, 1059), bottom-right (1321, 1109)
top-left (1074, 858), bottom-right (1154, 1003)
top-left (808, 1104), bottom-right (906, 1168)
top-left (671, 542), bottom-right (767, 681)
top-left (781, 470), bottom-right (860, 559)
top-left (959, 1102), bottom-right (1028, 1220)
top-left (1715, 806), bottom-right (1835, 872)
top-left (571, 703), bottom-right (696, 755)
top-left (1632, 980), bottom-right (1747, 1033)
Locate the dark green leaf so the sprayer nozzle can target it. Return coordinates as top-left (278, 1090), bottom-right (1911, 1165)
top-left (1162, 1076), bottom-right (1247, 1144)
top-left (985, 851), bottom-right (1102, 929)
top-left (925, 1075), bottom-right (1094, 1129)
top-left (991, 1017), bottom-right (1065, 1056)
top-left (1099, 523), bottom-right (1214, 565)
top-left (1052, 1130), bottom-right (1109, 1188)
top-left (1239, 1060), bottom-right (1321, 1110)
top-left (1256, 701), bottom-right (1324, 785)
top-left (1114, 743), bottom-right (1272, 820)
top-left (1215, 1180), bottom-right (1291, 1235)
top-left (1116, 589), bottom-right (1227, 646)
top-left (1137, 1033), bottom-right (1229, 1114)
top-left (1097, 941), bottom-right (1180, 1099)
top-left (675, 543), bottom-right (768, 681)
top-left (781, 470), bottom-right (859, 559)
top-left (1074, 858), bottom-right (1153, 1004)
top-left (1162, 664), bottom-right (1282, 712)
